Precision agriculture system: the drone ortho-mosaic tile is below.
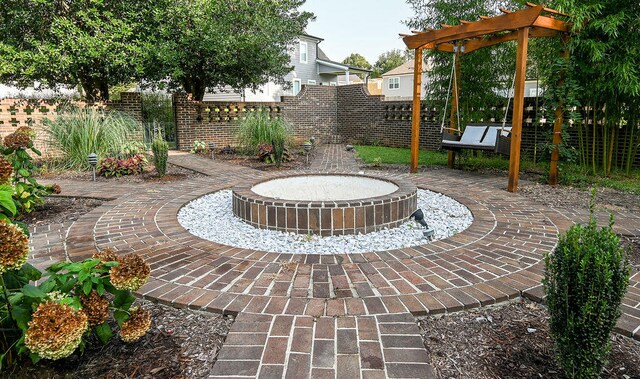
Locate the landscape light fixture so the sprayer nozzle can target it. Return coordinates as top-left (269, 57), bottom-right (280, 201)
top-left (303, 141), bottom-right (312, 165)
top-left (88, 153), bottom-right (98, 182)
top-left (309, 136), bottom-right (316, 144)
top-left (410, 208), bottom-right (435, 241)
top-left (209, 142), bottom-right (215, 160)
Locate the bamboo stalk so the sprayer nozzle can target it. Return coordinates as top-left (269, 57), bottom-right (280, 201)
top-left (592, 106), bottom-right (596, 175)
top-left (607, 123), bottom-right (615, 175)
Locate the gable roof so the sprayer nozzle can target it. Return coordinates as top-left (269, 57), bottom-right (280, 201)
top-left (382, 60), bottom-right (432, 77)
top-left (316, 47), bottom-right (372, 74)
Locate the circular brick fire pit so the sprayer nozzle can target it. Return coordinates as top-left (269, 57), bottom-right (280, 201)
top-left (232, 174), bottom-right (417, 236)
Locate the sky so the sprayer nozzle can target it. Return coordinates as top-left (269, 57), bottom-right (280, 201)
top-left (299, 0), bottom-right (415, 65)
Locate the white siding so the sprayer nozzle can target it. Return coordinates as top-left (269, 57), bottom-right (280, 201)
top-left (382, 73), bottom-right (429, 100)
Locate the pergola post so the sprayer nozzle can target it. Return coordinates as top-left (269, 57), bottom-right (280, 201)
top-left (448, 46), bottom-right (462, 168)
top-left (507, 27), bottom-right (530, 192)
top-left (410, 47), bottom-right (423, 173)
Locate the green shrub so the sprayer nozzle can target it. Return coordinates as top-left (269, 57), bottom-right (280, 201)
top-left (151, 137), bottom-right (169, 177)
top-left (543, 191), bottom-right (630, 378)
top-left (236, 109), bottom-right (290, 165)
top-left (43, 108), bottom-right (141, 170)
top-left (190, 140), bottom-right (207, 154)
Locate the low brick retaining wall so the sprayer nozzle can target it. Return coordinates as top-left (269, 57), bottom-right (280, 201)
top-left (231, 174), bottom-right (417, 236)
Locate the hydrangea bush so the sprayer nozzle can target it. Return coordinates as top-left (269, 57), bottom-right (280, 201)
top-left (1, 140), bottom-right (152, 369)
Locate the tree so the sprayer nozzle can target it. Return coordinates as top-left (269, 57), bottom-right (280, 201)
top-left (543, 0), bottom-right (640, 174)
top-left (0, 0), bottom-right (163, 101)
top-left (371, 49), bottom-right (409, 78)
top-left (151, 0), bottom-right (314, 101)
top-left (342, 53), bottom-right (372, 79)
top-left (404, 0), bottom-right (518, 125)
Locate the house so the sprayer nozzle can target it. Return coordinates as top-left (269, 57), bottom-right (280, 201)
top-left (381, 60), bottom-right (543, 101)
top-left (381, 60), bottom-right (430, 101)
top-left (203, 34), bottom-right (371, 102)
top-left (366, 78), bottom-right (383, 96)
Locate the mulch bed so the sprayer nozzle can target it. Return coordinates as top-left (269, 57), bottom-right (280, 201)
top-left (3, 302), bottom-right (233, 379)
top-left (38, 162), bottom-right (204, 183)
top-left (18, 197), bottom-right (104, 226)
top-left (419, 299), bottom-right (640, 379)
top-left (212, 150), bottom-right (309, 171)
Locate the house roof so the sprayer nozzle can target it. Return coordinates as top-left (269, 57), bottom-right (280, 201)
top-left (317, 47), bottom-right (372, 74)
top-left (337, 74), bottom-right (364, 83)
top-left (301, 33), bottom-right (324, 42)
top-left (381, 60), bottom-right (428, 77)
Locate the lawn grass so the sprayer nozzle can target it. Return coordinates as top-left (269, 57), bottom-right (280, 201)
top-left (354, 145), bottom-right (449, 166)
top-left (354, 145), bottom-right (640, 194)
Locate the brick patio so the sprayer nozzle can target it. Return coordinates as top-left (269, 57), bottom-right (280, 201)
top-left (32, 146), bottom-right (640, 378)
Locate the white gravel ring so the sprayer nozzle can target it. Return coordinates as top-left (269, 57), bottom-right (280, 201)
top-left (177, 189), bottom-right (473, 255)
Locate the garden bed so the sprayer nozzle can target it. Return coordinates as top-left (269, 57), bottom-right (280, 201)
top-left (2, 301), bottom-right (233, 379)
top-left (38, 162), bottom-right (203, 183)
top-left (18, 197), bottom-right (103, 226)
top-left (419, 299), bottom-right (640, 379)
top-left (209, 149), bottom-right (309, 171)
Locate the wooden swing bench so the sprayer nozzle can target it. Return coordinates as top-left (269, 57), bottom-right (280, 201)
top-left (442, 123), bottom-right (512, 155)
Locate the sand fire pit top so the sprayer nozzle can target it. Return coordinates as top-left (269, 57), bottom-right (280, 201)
top-left (251, 175), bottom-right (399, 201)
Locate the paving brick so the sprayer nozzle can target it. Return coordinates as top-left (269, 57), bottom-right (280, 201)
top-left (284, 353), bottom-right (311, 379)
top-left (360, 341), bottom-right (385, 370)
top-left (209, 360), bottom-right (260, 377)
top-left (337, 354), bottom-right (361, 378)
top-left (312, 340), bottom-right (335, 368)
top-left (258, 336), bottom-right (287, 365)
top-left (336, 329), bottom-right (358, 354)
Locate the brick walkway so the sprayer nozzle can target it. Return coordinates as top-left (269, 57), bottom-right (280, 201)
top-left (32, 148), bottom-right (640, 378)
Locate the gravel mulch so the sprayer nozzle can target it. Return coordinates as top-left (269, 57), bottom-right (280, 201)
top-left (3, 301), bottom-right (233, 379)
top-left (419, 299), bottom-right (640, 379)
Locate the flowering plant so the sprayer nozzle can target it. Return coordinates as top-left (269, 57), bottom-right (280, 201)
top-left (97, 154), bottom-right (146, 178)
top-left (1, 247), bottom-right (152, 368)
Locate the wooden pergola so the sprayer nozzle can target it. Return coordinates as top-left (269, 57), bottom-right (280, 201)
top-left (401, 3), bottom-right (571, 192)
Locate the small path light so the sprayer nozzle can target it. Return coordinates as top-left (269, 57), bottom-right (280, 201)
top-left (303, 141), bottom-right (312, 165)
top-left (309, 136), bottom-right (316, 144)
top-left (209, 142), bottom-right (215, 160)
top-left (411, 209), bottom-right (435, 241)
top-left (88, 153), bottom-right (98, 182)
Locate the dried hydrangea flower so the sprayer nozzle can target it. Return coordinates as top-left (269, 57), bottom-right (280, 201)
top-left (119, 307), bottom-right (151, 343)
top-left (79, 291), bottom-right (110, 327)
top-left (3, 131), bottom-right (32, 150)
top-left (0, 221), bottom-right (30, 274)
top-left (0, 156), bottom-right (12, 184)
top-left (109, 253), bottom-right (150, 291)
top-left (14, 126), bottom-right (36, 139)
top-left (50, 183), bottom-right (62, 194)
top-left (24, 301), bottom-right (88, 360)
top-left (92, 247), bottom-right (119, 268)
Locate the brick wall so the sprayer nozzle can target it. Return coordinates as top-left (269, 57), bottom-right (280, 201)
top-left (336, 84), bottom-right (640, 167)
top-left (0, 92), bottom-right (143, 157)
top-left (174, 85), bottom-right (337, 150)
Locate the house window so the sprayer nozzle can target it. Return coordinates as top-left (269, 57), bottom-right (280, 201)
top-left (307, 80), bottom-right (316, 85)
top-left (300, 42), bottom-right (308, 63)
top-left (292, 79), bottom-right (301, 95)
top-left (388, 77), bottom-right (400, 90)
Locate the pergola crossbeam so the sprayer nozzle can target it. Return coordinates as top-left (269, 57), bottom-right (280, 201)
top-left (402, 4), bottom-right (573, 192)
